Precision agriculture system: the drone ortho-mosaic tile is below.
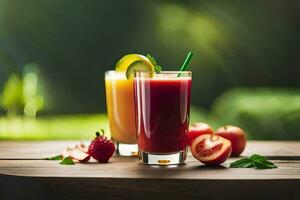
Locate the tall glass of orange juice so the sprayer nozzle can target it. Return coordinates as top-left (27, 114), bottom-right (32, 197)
top-left (105, 53), bottom-right (156, 156)
top-left (105, 71), bottom-right (138, 156)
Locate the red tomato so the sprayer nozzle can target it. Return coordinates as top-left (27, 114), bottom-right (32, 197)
top-left (216, 125), bottom-right (246, 157)
top-left (188, 122), bottom-right (213, 146)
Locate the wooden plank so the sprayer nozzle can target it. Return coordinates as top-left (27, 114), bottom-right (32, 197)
top-left (0, 141), bottom-right (300, 159)
top-left (0, 156), bottom-right (300, 179)
top-left (0, 141), bottom-right (299, 199)
top-left (0, 175), bottom-right (299, 200)
top-left (0, 141), bottom-right (300, 180)
top-left (0, 141), bottom-right (77, 159)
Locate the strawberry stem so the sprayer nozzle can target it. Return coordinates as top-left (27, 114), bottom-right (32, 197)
top-left (95, 129), bottom-right (105, 137)
top-left (100, 129), bottom-right (105, 136)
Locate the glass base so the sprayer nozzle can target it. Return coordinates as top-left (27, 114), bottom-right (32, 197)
top-left (116, 142), bottom-right (138, 156)
top-left (139, 149), bottom-right (187, 165)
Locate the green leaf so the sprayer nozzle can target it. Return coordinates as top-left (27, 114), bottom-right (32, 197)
top-left (147, 54), bottom-right (163, 73)
top-left (250, 154), bottom-right (267, 162)
top-left (155, 65), bottom-right (162, 73)
top-left (147, 54), bottom-right (157, 66)
top-left (0, 74), bottom-right (24, 115)
top-left (230, 154), bottom-right (278, 169)
top-left (253, 160), bottom-right (277, 169)
top-left (253, 159), bottom-right (277, 169)
top-left (250, 154), bottom-right (277, 169)
top-left (46, 155), bottom-right (63, 160)
top-left (229, 158), bottom-right (254, 168)
top-left (59, 157), bottom-right (75, 165)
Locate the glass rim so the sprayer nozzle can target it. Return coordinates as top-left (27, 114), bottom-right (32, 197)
top-left (105, 70), bottom-right (125, 74)
top-left (105, 70), bottom-right (125, 78)
top-left (135, 71), bottom-right (192, 78)
top-left (105, 70), bottom-right (192, 78)
top-left (106, 70), bottom-right (191, 73)
top-left (134, 70), bottom-right (191, 74)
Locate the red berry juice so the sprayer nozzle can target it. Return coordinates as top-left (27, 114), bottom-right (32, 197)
top-left (134, 76), bottom-right (192, 153)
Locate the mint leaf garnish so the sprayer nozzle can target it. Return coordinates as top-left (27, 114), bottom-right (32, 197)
top-left (147, 54), bottom-right (157, 65)
top-left (253, 160), bottom-right (277, 169)
top-left (230, 154), bottom-right (277, 169)
top-left (155, 65), bottom-right (162, 73)
top-left (250, 154), bottom-right (277, 169)
top-left (46, 155), bottom-right (63, 160)
top-left (229, 158), bottom-right (254, 168)
top-left (59, 156), bottom-right (75, 165)
top-left (250, 154), bottom-right (266, 162)
top-left (147, 54), bottom-right (163, 73)
top-left (47, 155), bottom-right (75, 165)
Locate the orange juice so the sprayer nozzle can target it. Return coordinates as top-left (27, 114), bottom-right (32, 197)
top-left (105, 71), bottom-right (136, 144)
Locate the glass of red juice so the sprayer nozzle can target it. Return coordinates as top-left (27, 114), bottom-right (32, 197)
top-left (134, 71), bottom-right (192, 165)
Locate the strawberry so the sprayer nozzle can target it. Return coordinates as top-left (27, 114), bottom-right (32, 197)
top-left (88, 131), bottom-right (115, 163)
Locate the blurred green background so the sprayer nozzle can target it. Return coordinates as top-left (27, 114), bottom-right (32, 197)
top-left (0, 0), bottom-right (299, 140)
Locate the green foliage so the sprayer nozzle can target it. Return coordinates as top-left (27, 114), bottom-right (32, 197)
top-left (189, 106), bottom-right (208, 123)
top-left (210, 88), bottom-right (300, 140)
top-left (0, 74), bottom-right (24, 116)
top-left (0, 114), bottom-right (109, 140)
top-left (23, 63), bottom-right (45, 117)
top-left (0, 63), bottom-right (45, 117)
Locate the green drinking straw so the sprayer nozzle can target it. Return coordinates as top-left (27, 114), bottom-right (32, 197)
top-left (177, 52), bottom-right (193, 77)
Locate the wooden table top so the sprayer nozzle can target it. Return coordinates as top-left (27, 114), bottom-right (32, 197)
top-left (0, 141), bottom-right (300, 200)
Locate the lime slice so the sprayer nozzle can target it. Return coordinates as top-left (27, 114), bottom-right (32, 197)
top-left (126, 60), bottom-right (154, 79)
top-left (115, 54), bottom-right (154, 79)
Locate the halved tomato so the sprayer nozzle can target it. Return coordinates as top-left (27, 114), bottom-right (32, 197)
top-left (190, 134), bottom-right (232, 165)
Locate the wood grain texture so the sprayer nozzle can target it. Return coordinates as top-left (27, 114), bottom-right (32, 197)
top-left (0, 141), bottom-right (300, 179)
top-left (0, 141), bottom-right (300, 200)
top-left (0, 158), bottom-right (300, 179)
top-left (0, 141), bottom-right (299, 159)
